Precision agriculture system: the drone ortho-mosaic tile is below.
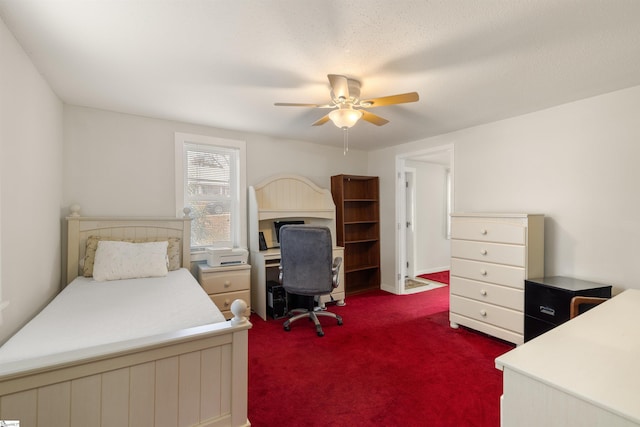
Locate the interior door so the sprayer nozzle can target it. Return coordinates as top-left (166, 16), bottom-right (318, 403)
top-left (405, 168), bottom-right (416, 278)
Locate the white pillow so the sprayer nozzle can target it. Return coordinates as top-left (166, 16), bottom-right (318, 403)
top-left (93, 240), bottom-right (169, 281)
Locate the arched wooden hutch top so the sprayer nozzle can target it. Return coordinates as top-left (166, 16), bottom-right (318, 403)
top-left (248, 174), bottom-right (337, 250)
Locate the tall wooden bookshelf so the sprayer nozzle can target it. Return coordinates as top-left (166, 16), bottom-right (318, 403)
top-left (331, 175), bottom-right (380, 295)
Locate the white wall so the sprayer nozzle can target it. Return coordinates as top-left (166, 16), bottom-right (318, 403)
top-left (370, 84), bottom-right (640, 293)
top-left (406, 160), bottom-right (450, 275)
top-left (63, 106), bottom-right (367, 217)
top-left (0, 17), bottom-right (63, 343)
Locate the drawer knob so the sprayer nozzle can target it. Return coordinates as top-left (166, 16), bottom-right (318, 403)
top-left (480, 309), bottom-right (487, 317)
top-left (224, 280), bottom-right (231, 287)
top-left (480, 269), bottom-right (488, 276)
top-left (480, 289), bottom-right (487, 296)
top-left (224, 299), bottom-right (231, 307)
top-left (480, 229), bottom-right (488, 235)
top-left (480, 249), bottom-right (488, 255)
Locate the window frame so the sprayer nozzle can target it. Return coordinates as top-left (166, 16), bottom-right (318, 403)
top-left (175, 132), bottom-right (247, 254)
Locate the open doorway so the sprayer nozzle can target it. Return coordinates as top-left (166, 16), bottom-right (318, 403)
top-left (395, 145), bottom-right (454, 294)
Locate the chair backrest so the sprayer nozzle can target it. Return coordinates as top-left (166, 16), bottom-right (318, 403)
top-left (279, 225), bottom-right (333, 296)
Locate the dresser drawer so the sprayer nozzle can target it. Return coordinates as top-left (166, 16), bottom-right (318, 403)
top-left (200, 269), bottom-right (250, 294)
top-left (451, 258), bottom-right (525, 289)
top-left (451, 240), bottom-right (525, 267)
top-left (210, 290), bottom-right (251, 313)
top-left (450, 277), bottom-right (523, 311)
top-left (450, 295), bottom-right (523, 334)
top-left (451, 219), bottom-right (526, 245)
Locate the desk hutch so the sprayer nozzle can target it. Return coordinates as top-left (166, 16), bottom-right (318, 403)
top-left (248, 174), bottom-right (345, 320)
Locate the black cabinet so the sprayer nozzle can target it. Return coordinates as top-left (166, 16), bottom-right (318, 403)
top-left (524, 276), bottom-right (611, 342)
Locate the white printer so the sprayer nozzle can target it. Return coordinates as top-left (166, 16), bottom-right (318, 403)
top-left (206, 247), bottom-right (248, 267)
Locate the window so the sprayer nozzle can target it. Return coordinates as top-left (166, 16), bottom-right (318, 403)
top-left (175, 133), bottom-right (246, 251)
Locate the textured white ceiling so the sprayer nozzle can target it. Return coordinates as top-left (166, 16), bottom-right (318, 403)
top-left (2, 0), bottom-right (640, 151)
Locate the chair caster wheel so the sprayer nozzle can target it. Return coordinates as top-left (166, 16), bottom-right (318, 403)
top-left (337, 319), bottom-right (343, 326)
top-left (284, 325), bottom-right (290, 332)
top-left (317, 331), bottom-right (324, 337)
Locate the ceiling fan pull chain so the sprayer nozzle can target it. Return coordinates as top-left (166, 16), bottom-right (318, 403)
top-left (343, 128), bottom-right (349, 155)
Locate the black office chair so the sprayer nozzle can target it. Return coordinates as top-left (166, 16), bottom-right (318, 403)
top-left (278, 225), bottom-right (343, 337)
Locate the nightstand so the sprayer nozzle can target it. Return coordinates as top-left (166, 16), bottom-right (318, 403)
top-left (197, 263), bottom-right (251, 320)
top-left (524, 276), bottom-right (611, 342)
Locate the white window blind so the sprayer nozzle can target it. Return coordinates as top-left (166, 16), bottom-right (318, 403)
top-left (175, 133), bottom-right (246, 251)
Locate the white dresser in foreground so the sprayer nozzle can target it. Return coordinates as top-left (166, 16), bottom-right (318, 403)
top-left (496, 289), bottom-right (640, 427)
top-left (449, 213), bottom-right (544, 345)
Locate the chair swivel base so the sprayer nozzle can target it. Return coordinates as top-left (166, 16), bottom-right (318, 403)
top-left (283, 308), bottom-right (343, 337)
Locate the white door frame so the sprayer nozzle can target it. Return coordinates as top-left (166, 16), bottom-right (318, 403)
top-left (405, 167), bottom-right (417, 279)
top-left (395, 144), bottom-right (455, 294)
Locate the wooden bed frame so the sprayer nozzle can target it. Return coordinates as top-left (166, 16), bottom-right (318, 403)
top-left (0, 207), bottom-right (251, 427)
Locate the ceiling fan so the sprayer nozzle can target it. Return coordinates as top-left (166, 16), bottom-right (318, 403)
top-left (274, 74), bottom-right (419, 129)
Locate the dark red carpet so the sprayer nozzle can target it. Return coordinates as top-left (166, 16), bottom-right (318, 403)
top-left (418, 270), bottom-right (450, 285)
top-left (248, 286), bottom-right (513, 427)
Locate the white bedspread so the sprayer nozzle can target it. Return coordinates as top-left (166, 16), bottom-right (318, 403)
top-left (0, 268), bottom-right (226, 364)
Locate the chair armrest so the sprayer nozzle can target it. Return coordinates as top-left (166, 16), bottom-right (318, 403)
top-left (332, 257), bottom-right (343, 288)
top-left (570, 296), bottom-right (609, 319)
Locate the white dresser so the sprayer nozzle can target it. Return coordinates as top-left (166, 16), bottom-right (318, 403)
top-left (449, 213), bottom-right (544, 345)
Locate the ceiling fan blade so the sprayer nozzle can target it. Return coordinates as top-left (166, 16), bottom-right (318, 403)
top-left (328, 74), bottom-right (350, 101)
top-left (361, 110), bottom-right (389, 126)
top-left (274, 102), bottom-right (336, 109)
top-left (361, 92), bottom-right (419, 107)
top-left (312, 114), bottom-right (331, 126)
top-left (274, 102), bottom-right (321, 107)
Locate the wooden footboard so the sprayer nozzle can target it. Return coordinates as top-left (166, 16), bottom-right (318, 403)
top-left (0, 306), bottom-right (251, 427)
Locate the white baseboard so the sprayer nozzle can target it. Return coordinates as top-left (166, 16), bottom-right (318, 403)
top-left (380, 283), bottom-right (397, 294)
top-left (415, 266), bottom-right (449, 276)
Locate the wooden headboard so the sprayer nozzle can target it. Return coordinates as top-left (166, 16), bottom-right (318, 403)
top-left (66, 205), bottom-right (192, 285)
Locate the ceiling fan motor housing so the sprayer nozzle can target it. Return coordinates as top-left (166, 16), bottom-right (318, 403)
top-left (331, 78), bottom-right (361, 104)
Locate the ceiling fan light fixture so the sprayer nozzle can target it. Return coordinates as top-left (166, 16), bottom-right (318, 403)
top-left (329, 107), bottom-right (363, 129)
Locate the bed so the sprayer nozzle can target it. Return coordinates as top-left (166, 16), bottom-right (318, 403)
top-left (0, 208), bottom-right (251, 427)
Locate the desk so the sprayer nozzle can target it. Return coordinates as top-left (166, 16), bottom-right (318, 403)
top-left (496, 289), bottom-right (640, 427)
top-left (250, 247), bottom-right (345, 320)
top-left (248, 174), bottom-right (345, 321)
